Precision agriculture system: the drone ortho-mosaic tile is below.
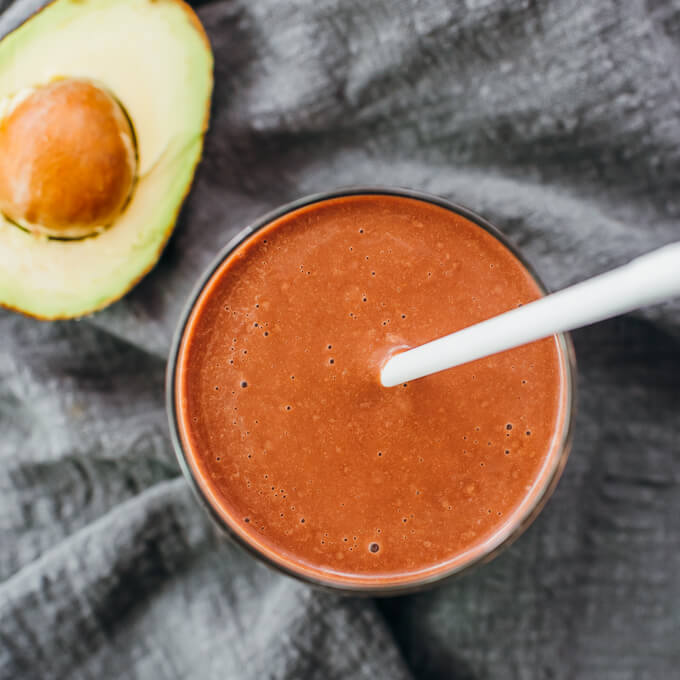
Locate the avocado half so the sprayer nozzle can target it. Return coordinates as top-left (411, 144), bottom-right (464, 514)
top-left (0, 0), bottom-right (213, 319)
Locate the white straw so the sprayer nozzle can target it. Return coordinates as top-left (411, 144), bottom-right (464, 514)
top-left (381, 242), bottom-right (680, 387)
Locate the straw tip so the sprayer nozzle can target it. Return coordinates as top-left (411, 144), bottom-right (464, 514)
top-left (379, 359), bottom-right (401, 388)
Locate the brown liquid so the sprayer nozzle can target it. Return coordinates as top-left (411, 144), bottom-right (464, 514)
top-left (176, 195), bottom-right (569, 588)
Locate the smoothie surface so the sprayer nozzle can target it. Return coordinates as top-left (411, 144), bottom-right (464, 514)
top-left (176, 194), bottom-right (569, 586)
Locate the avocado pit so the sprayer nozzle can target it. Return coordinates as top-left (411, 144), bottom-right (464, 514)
top-left (0, 78), bottom-right (137, 239)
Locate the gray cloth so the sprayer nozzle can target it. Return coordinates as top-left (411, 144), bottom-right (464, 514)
top-left (1, 0), bottom-right (679, 678)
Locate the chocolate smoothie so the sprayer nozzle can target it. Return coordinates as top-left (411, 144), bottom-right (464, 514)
top-left (173, 193), bottom-right (572, 589)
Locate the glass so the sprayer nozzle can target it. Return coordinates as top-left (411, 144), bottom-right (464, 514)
top-left (166, 187), bottom-right (577, 595)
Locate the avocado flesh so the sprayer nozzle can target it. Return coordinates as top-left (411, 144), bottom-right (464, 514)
top-left (0, 0), bottom-right (213, 319)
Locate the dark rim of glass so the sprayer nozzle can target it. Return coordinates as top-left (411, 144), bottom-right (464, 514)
top-left (166, 186), bottom-right (577, 596)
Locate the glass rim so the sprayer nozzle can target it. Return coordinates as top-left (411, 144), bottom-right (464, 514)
top-left (166, 185), bottom-right (577, 596)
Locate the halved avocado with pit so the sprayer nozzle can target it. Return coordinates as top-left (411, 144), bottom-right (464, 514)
top-left (0, 0), bottom-right (213, 319)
